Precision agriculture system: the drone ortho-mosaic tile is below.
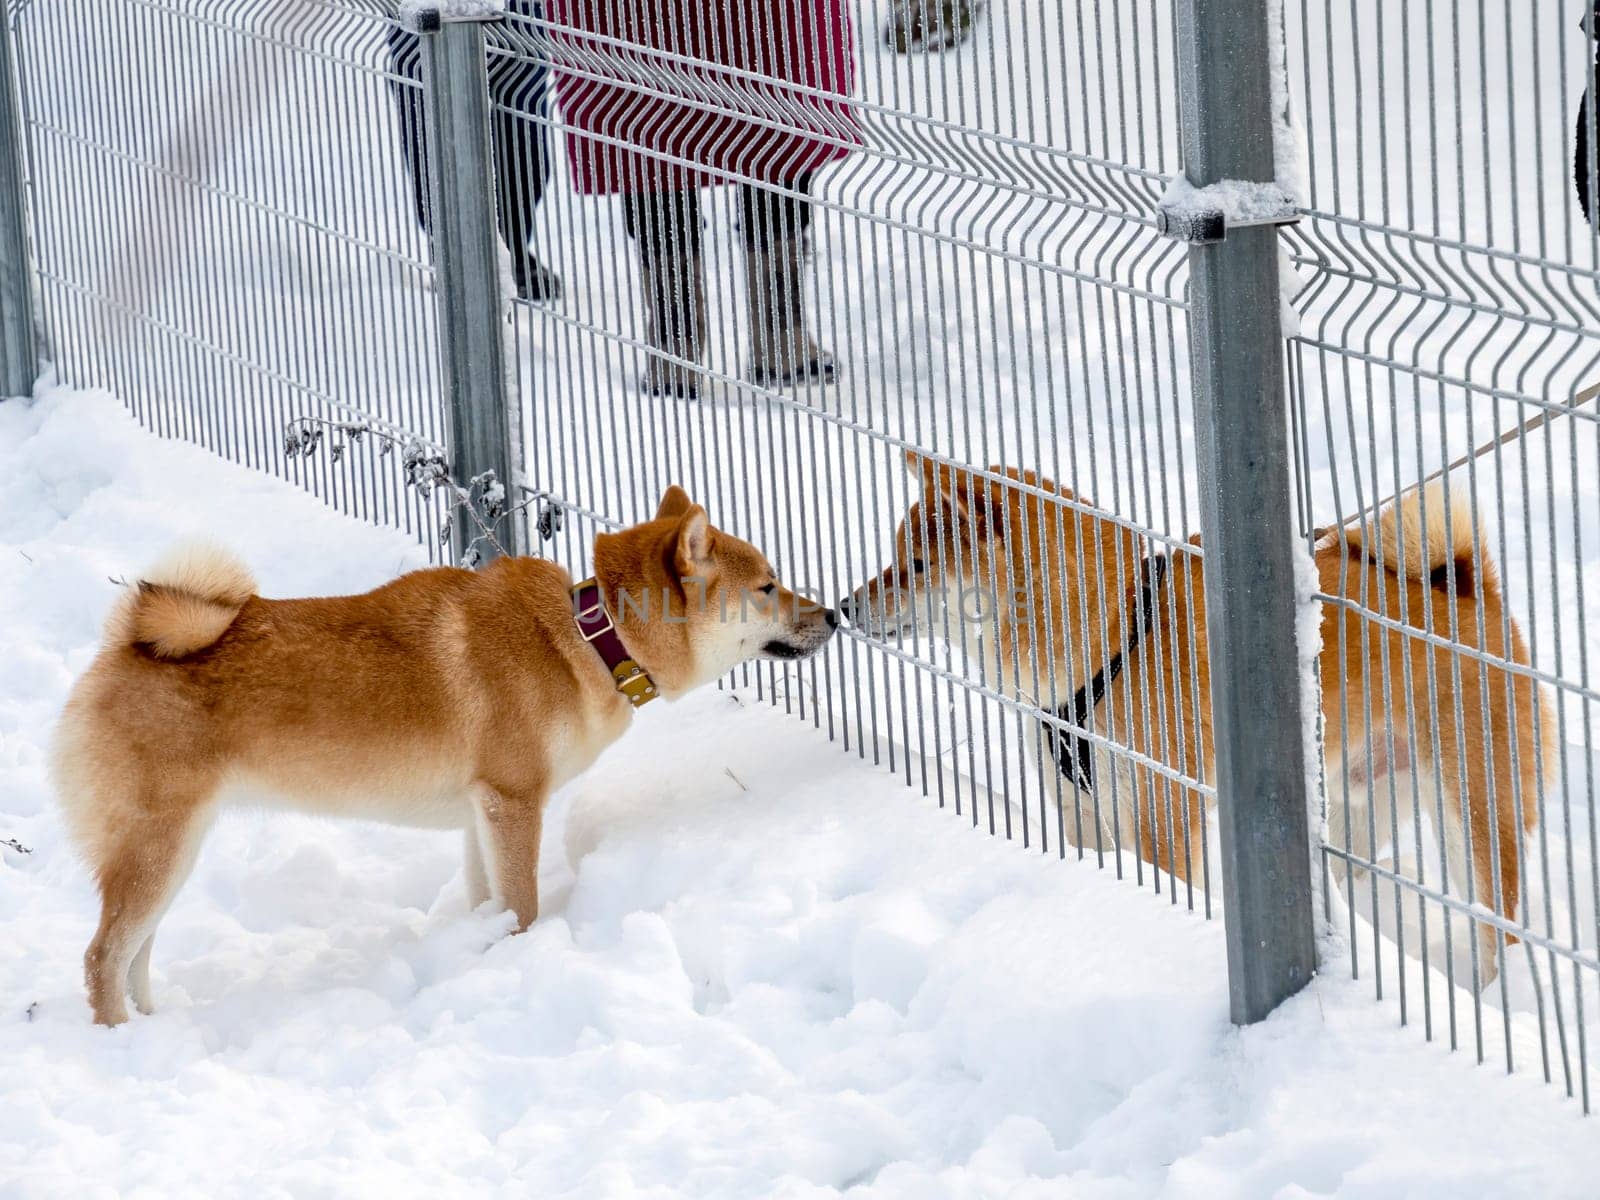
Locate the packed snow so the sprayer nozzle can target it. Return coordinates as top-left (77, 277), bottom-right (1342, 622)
top-left (5, 0), bottom-right (1600, 1191)
top-left (3, 388), bottom-right (1599, 1197)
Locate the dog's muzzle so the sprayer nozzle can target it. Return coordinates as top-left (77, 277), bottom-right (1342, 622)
top-left (761, 608), bottom-right (838, 659)
top-left (837, 591), bottom-right (918, 639)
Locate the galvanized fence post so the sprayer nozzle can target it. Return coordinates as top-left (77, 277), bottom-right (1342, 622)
top-left (415, 6), bottom-right (521, 562)
top-left (1171, 0), bottom-right (1317, 1023)
top-left (0, 10), bottom-right (37, 399)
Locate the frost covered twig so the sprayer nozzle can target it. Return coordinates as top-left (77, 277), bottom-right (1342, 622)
top-left (282, 416), bottom-right (533, 568)
top-left (2, 838), bottom-right (32, 855)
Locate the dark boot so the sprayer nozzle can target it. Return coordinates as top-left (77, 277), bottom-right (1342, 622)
top-left (884, 0), bottom-right (985, 53)
top-left (513, 253), bottom-right (562, 304)
top-left (745, 233), bottom-right (835, 389)
top-left (639, 242), bottom-right (707, 399)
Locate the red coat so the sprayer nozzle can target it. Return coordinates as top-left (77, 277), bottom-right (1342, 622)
top-left (546, 0), bottom-right (859, 194)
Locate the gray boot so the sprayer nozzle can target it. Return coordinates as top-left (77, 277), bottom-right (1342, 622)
top-left (884, 0), bottom-right (985, 53)
top-left (639, 243), bottom-right (707, 400)
top-left (745, 233), bottom-right (836, 389)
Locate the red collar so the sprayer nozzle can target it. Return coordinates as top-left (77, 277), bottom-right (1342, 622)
top-left (571, 578), bottom-right (659, 707)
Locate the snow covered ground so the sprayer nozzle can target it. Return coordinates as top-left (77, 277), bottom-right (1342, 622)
top-left (6, 0), bottom-right (1600, 1188)
top-left (5, 388), bottom-right (1600, 1197)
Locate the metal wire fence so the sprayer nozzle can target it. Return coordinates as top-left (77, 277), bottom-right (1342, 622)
top-left (1, 0), bottom-right (1596, 1108)
top-left (10, 0), bottom-right (451, 548)
top-left (1284, 0), bottom-right (1600, 1108)
top-left (508, 0), bottom-right (1209, 912)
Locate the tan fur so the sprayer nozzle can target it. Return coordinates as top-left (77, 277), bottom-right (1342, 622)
top-left (52, 487), bottom-right (835, 1025)
top-left (105, 542), bottom-right (257, 658)
top-left (1331, 479), bottom-right (1488, 588)
top-left (845, 457), bottom-right (1555, 978)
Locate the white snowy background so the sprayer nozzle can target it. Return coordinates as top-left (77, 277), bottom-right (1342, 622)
top-left (4, 0), bottom-right (1600, 1193)
top-left (5, 387), bottom-right (1600, 1198)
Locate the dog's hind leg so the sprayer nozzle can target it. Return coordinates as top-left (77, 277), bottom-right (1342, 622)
top-left (84, 798), bottom-right (214, 1026)
top-left (473, 781), bottom-right (547, 932)
top-left (129, 934), bottom-right (156, 1015)
top-left (1439, 788), bottom-right (1511, 984)
top-left (1324, 773), bottom-right (1374, 891)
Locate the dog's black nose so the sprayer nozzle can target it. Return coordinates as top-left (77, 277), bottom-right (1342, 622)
top-left (835, 597), bottom-right (854, 625)
top-left (824, 607), bottom-right (840, 630)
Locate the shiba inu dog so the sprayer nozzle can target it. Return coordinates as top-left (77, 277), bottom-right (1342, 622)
top-left (53, 486), bottom-right (836, 1025)
top-left (841, 454), bottom-right (1552, 973)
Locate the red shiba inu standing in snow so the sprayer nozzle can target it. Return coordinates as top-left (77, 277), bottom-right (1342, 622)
top-left (842, 454), bottom-right (1552, 976)
top-left (54, 486), bottom-right (835, 1025)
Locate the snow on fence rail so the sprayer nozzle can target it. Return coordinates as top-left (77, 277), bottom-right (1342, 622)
top-left (1, 0), bottom-right (1596, 1108)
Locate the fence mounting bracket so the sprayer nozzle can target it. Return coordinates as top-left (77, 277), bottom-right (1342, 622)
top-left (403, 4), bottom-right (504, 33)
top-left (1156, 185), bottom-right (1300, 246)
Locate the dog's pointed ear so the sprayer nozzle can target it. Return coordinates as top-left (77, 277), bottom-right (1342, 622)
top-left (905, 452), bottom-right (1013, 531)
top-left (673, 506), bottom-right (712, 576)
top-left (905, 450), bottom-right (962, 512)
top-left (931, 460), bottom-right (983, 523)
top-left (655, 484), bottom-right (693, 521)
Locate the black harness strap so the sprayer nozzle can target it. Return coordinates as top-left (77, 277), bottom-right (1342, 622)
top-left (1048, 553), bottom-right (1170, 792)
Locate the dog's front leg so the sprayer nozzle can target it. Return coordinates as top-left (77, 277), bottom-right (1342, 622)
top-left (472, 781), bottom-right (546, 932)
top-left (463, 822), bottom-right (491, 910)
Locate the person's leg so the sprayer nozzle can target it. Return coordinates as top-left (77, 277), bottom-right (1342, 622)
top-left (488, 7), bottom-right (561, 302)
top-left (623, 189), bottom-right (707, 398)
top-left (385, 24), bottom-right (431, 236)
top-left (740, 171), bottom-right (835, 388)
top-left (1577, 88), bottom-right (1596, 228)
top-left (884, 0), bottom-right (986, 53)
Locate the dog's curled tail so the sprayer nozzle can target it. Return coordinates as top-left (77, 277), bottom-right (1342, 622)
top-left (107, 542), bottom-right (256, 658)
top-left (1329, 480), bottom-right (1494, 597)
